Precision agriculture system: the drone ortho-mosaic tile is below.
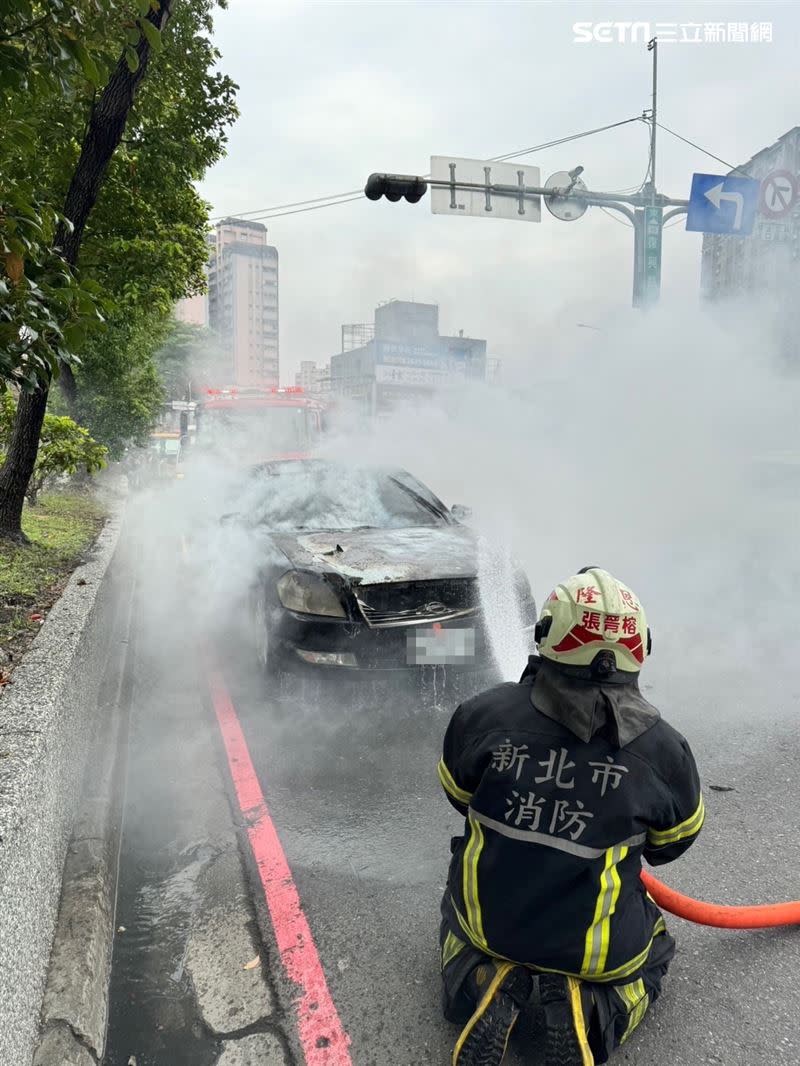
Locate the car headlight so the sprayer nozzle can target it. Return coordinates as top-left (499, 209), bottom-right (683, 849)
top-left (277, 571), bottom-right (346, 618)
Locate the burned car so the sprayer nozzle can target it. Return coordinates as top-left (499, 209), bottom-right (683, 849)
top-left (224, 459), bottom-right (537, 681)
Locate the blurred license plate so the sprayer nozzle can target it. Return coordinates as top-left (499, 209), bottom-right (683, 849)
top-left (407, 627), bottom-right (476, 666)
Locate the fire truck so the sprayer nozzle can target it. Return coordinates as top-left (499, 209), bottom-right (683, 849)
top-left (194, 385), bottom-right (326, 462)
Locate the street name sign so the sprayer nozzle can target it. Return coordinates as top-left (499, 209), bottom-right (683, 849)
top-left (642, 205), bottom-right (662, 305)
top-left (430, 157), bottom-right (541, 222)
top-left (686, 172), bottom-right (760, 235)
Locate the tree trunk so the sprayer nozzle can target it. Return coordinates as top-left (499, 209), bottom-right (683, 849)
top-left (56, 0), bottom-right (174, 414)
top-left (54, 0), bottom-right (174, 271)
top-left (0, 1), bottom-right (174, 538)
top-left (0, 388), bottom-right (48, 541)
top-left (59, 362), bottom-right (79, 413)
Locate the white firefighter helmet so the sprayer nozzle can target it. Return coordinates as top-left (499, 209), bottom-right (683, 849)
top-left (536, 567), bottom-right (650, 672)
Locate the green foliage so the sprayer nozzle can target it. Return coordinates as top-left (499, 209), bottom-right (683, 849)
top-left (70, 306), bottom-right (170, 458)
top-left (0, 165), bottom-right (106, 393)
top-left (0, 0), bottom-right (237, 417)
top-left (0, 492), bottom-right (106, 657)
top-left (68, 2), bottom-right (238, 450)
top-left (0, 1), bottom-right (123, 389)
top-left (79, 4), bottom-right (238, 314)
top-left (0, 392), bottom-right (107, 502)
top-left (154, 319), bottom-right (229, 401)
top-left (69, 313), bottom-right (232, 459)
top-left (0, 2), bottom-right (118, 96)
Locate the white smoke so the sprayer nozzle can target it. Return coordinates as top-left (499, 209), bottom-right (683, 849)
top-left (129, 294), bottom-right (800, 726)
top-left (316, 297), bottom-right (800, 709)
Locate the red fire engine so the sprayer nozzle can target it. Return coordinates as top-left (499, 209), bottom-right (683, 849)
top-left (194, 385), bottom-right (326, 462)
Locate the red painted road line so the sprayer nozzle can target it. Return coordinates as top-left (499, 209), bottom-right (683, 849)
top-left (208, 669), bottom-right (353, 1065)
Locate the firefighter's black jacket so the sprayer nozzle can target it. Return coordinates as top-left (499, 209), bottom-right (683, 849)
top-left (439, 656), bottom-right (703, 983)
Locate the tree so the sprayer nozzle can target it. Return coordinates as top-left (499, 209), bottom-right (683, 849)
top-left (0, 393), bottom-right (107, 505)
top-left (67, 1), bottom-right (237, 449)
top-left (71, 307), bottom-right (169, 459)
top-left (0, 0), bottom-right (173, 539)
top-left (0, 3), bottom-right (110, 403)
top-left (154, 319), bottom-right (231, 401)
top-left (0, 1), bottom-right (236, 540)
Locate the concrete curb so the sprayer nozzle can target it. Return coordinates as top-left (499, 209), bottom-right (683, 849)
top-left (33, 579), bottom-right (135, 1066)
top-left (0, 497), bottom-right (127, 1066)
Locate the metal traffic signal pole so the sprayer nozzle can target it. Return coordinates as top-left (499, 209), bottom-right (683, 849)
top-left (634, 36), bottom-right (663, 308)
top-left (365, 42), bottom-right (694, 309)
top-left (650, 35), bottom-right (658, 207)
top-left (367, 172), bottom-right (689, 307)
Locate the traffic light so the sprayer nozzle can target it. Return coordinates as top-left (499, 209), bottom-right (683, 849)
top-left (364, 173), bottom-right (428, 204)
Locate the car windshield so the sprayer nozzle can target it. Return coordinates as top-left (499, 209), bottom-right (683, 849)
top-left (239, 463), bottom-right (448, 531)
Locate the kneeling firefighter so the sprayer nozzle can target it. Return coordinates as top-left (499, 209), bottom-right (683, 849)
top-left (437, 568), bottom-right (703, 1066)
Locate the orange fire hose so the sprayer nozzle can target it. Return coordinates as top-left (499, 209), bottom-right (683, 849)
top-left (640, 869), bottom-right (800, 929)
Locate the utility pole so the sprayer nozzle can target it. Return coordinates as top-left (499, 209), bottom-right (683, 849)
top-left (634, 36), bottom-right (664, 308)
top-left (649, 36), bottom-right (658, 208)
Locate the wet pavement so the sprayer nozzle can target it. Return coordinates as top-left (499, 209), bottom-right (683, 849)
top-left (102, 518), bottom-right (289, 1066)
top-left (224, 655), bottom-right (800, 1066)
top-left (99, 483), bottom-right (800, 1066)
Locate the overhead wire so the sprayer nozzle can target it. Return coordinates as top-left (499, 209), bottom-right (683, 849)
top-left (599, 207), bottom-right (633, 227)
top-left (645, 119), bottom-right (754, 231)
top-left (607, 117), bottom-right (653, 195)
top-left (209, 119), bottom-right (750, 226)
top-left (211, 188), bottom-right (364, 221)
top-left (212, 190), bottom-right (364, 221)
top-left (655, 122), bottom-right (752, 177)
top-left (241, 194), bottom-right (364, 221)
top-left (211, 116), bottom-right (647, 223)
top-left (488, 115), bottom-right (643, 164)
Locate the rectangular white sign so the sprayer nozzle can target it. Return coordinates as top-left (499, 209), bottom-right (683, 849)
top-left (375, 364), bottom-right (464, 388)
top-left (430, 156), bottom-right (541, 222)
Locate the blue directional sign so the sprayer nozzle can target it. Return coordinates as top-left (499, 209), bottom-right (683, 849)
top-left (686, 173), bottom-right (760, 235)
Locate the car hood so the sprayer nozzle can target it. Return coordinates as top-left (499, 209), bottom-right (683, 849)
top-left (270, 525), bottom-right (477, 584)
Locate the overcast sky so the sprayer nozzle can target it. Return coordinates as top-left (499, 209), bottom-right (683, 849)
top-left (197, 0), bottom-right (800, 382)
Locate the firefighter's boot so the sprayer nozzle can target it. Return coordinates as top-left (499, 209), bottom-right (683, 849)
top-left (539, 974), bottom-right (595, 1066)
top-left (452, 961), bottom-right (533, 1066)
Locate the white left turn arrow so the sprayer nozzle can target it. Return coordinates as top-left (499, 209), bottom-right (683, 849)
top-left (704, 182), bottom-right (745, 230)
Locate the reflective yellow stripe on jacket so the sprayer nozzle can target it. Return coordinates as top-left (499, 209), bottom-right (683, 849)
top-left (451, 899), bottom-right (667, 984)
top-left (441, 930), bottom-right (466, 970)
top-left (437, 757), bottom-right (473, 806)
top-left (462, 812), bottom-right (488, 949)
top-left (617, 977), bottom-right (650, 1043)
top-left (647, 795), bottom-right (705, 847)
top-left (581, 844), bottom-right (628, 977)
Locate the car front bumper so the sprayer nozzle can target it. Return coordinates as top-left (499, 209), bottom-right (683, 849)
top-left (270, 601), bottom-right (537, 679)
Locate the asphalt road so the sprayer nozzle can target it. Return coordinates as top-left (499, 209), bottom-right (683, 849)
top-left (103, 484), bottom-right (800, 1066)
top-left (102, 503), bottom-right (290, 1066)
top-left (226, 657), bottom-right (800, 1066)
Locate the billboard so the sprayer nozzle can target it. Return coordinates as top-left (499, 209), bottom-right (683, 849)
top-left (375, 364), bottom-right (465, 388)
top-left (375, 340), bottom-right (467, 374)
